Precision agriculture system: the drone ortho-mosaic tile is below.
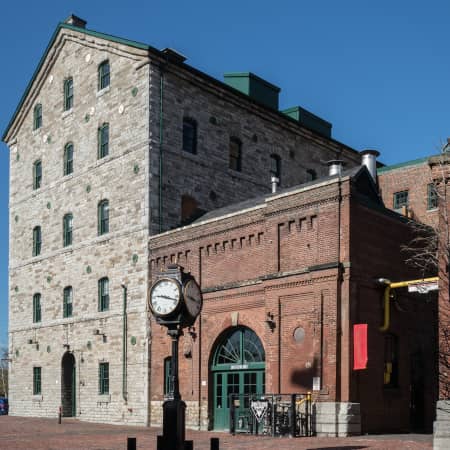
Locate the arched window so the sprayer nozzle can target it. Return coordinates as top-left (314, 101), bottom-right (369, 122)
top-left (63, 286), bottom-right (73, 318)
top-left (64, 143), bottom-right (74, 175)
top-left (33, 104), bottom-right (42, 130)
top-left (214, 327), bottom-right (265, 366)
top-left (63, 213), bottom-right (73, 247)
top-left (32, 226), bottom-right (41, 257)
top-left (98, 123), bottom-right (109, 158)
top-left (270, 154), bottom-right (281, 182)
top-left (229, 137), bottom-right (242, 172)
top-left (98, 277), bottom-right (109, 312)
top-left (33, 293), bottom-right (41, 323)
top-left (98, 60), bottom-right (110, 90)
top-left (182, 117), bottom-right (197, 154)
top-left (33, 160), bottom-right (42, 190)
top-left (98, 199), bottom-right (109, 235)
top-left (64, 77), bottom-right (73, 111)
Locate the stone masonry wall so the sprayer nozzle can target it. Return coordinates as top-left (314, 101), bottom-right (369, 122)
top-left (7, 27), bottom-right (151, 425)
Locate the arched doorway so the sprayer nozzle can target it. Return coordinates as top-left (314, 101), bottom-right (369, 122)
top-left (61, 352), bottom-right (76, 417)
top-left (211, 327), bottom-right (265, 430)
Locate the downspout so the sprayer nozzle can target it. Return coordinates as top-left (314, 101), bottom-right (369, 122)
top-left (335, 175), bottom-right (343, 401)
top-left (158, 64), bottom-right (165, 233)
top-left (122, 284), bottom-right (128, 403)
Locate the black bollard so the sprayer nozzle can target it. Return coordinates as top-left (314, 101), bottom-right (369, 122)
top-left (157, 435), bottom-right (164, 450)
top-left (210, 437), bottom-right (219, 450)
top-left (127, 437), bottom-right (136, 450)
top-left (184, 440), bottom-right (193, 450)
top-left (58, 406), bottom-right (62, 424)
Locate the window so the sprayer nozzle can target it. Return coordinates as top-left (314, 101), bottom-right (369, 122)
top-left (33, 367), bottom-right (42, 395)
top-left (98, 199), bottom-right (109, 235)
top-left (384, 334), bottom-right (399, 388)
top-left (270, 154), bottom-right (281, 182)
top-left (428, 183), bottom-right (438, 210)
top-left (63, 286), bottom-right (73, 318)
top-left (99, 362), bottom-right (109, 394)
top-left (393, 190), bottom-right (409, 209)
top-left (98, 123), bottom-right (109, 159)
top-left (64, 77), bottom-right (73, 111)
top-left (33, 160), bottom-right (42, 190)
top-left (32, 226), bottom-right (41, 257)
top-left (64, 143), bottom-right (74, 175)
top-left (98, 277), bottom-right (109, 312)
top-left (63, 213), bottom-right (73, 247)
top-left (33, 293), bottom-right (41, 323)
top-left (33, 104), bottom-right (42, 130)
top-left (164, 357), bottom-right (173, 396)
top-left (229, 137), bottom-right (242, 172)
top-left (306, 169), bottom-right (317, 181)
top-left (182, 118), bottom-right (197, 154)
top-left (98, 60), bottom-right (110, 90)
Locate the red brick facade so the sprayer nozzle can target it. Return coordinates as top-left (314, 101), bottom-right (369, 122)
top-left (148, 168), bottom-right (437, 434)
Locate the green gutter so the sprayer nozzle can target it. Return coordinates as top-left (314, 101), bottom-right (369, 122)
top-left (122, 284), bottom-right (128, 403)
top-left (377, 156), bottom-right (432, 174)
top-left (159, 68), bottom-right (165, 233)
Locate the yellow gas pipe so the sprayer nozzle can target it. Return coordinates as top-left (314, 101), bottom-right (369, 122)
top-left (379, 276), bottom-right (438, 332)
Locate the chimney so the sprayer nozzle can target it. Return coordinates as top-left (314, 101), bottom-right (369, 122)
top-left (327, 160), bottom-right (344, 177)
top-left (271, 176), bottom-right (279, 193)
top-left (360, 149), bottom-right (380, 182)
top-left (65, 14), bottom-right (87, 29)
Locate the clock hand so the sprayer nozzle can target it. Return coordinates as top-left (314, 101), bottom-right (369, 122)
top-left (158, 295), bottom-right (176, 300)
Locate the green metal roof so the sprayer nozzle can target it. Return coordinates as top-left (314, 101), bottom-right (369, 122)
top-left (377, 156), bottom-right (432, 174)
top-left (2, 22), bottom-right (154, 142)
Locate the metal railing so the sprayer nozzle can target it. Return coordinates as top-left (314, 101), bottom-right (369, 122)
top-left (229, 392), bottom-right (312, 437)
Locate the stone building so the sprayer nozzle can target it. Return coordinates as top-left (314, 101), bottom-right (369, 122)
top-left (2, 15), bottom-right (368, 427)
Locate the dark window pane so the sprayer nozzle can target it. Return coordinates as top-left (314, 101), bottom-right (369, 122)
top-left (64, 78), bottom-right (73, 111)
top-left (393, 191), bottom-right (409, 209)
top-left (229, 138), bottom-right (242, 172)
top-left (99, 362), bottom-right (109, 394)
top-left (33, 226), bottom-right (41, 256)
top-left (98, 60), bottom-right (110, 90)
top-left (64, 143), bottom-right (73, 175)
top-left (98, 277), bottom-right (109, 312)
top-left (63, 214), bottom-right (73, 247)
top-left (182, 118), bottom-right (197, 154)
top-left (98, 200), bottom-right (109, 235)
top-left (33, 293), bottom-right (41, 323)
top-left (98, 124), bottom-right (109, 159)
top-left (33, 160), bottom-right (42, 189)
top-left (33, 367), bottom-right (41, 395)
top-left (33, 104), bottom-right (42, 130)
top-left (63, 287), bottom-right (73, 318)
top-left (428, 184), bottom-right (438, 210)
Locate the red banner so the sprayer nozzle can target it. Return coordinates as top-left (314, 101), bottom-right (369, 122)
top-left (353, 324), bottom-right (368, 370)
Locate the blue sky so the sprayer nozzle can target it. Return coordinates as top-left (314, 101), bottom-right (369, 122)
top-left (1, 0), bottom-right (450, 346)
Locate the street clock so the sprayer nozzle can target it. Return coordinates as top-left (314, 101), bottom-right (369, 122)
top-left (149, 264), bottom-right (202, 327)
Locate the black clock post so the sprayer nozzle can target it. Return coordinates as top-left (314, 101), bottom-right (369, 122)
top-left (149, 264), bottom-right (203, 450)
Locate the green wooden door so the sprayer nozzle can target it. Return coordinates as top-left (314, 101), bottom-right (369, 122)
top-left (211, 327), bottom-right (265, 430)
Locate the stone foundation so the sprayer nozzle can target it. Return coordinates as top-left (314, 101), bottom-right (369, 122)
top-left (313, 402), bottom-right (361, 437)
top-left (434, 400), bottom-right (450, 449)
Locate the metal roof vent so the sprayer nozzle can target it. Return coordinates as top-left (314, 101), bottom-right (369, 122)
top-left (65, 14), bottom-right (87, 29)
top-left (271, 176), bottom-right (279, 193)
top-left (360, 149), bottom-right (380, 182)
top-left (327, 160), bottom-right (344, 176)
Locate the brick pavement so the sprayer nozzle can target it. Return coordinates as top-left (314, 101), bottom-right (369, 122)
top-left (0, 416), bottom-right (432, 450)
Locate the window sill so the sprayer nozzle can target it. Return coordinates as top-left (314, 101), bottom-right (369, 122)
top-left (32, 128), bottom-right (42, 137)
top-left (97, 394), bottom-right (111, 403)
top-left (427, 208), bottom-right (438, 212)
top-left (62, 109), bottom-right (74, 119)
top-left (32, 395), bottom-right (43, 402)
top-left (96, 154), bottom-right (113, 166)
top-left (96, 86), bottom-right (110, 98)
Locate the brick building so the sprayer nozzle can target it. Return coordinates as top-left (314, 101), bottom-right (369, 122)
top-left (2, 15), bottom-right (439, 437)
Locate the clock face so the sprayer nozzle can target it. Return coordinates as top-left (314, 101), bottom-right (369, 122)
top-left (183, 279), bottom-right (202, 318)
top-left (150, 278), bottom-right (181, 317)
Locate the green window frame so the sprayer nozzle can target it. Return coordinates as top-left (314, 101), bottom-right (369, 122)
top-left (64, 143), bottom-right (74, 175)
top-left (164, 356), bottom-right (173, 396)
top-left (98, 199), bottom-right (109, 235)
top-left (229, 137), bottom-right (242, 172)
top-left (427, 183), bottom-right (438, 210)
top-left (99, 362), bottom-right (109, 394)
top-left (33, 293), bottom-right (41, 323)
top-left (182, 117), bottom-right (197, 154)
top-left (33, 160), bottom-right (42, 190)
top-left (98, 123), bottom-right (109, 159)
top-left (33, 104), bottom-right (42, 130)
top-left (98, 277), bottom-right (109, 312)
top-left (33, 367), bottom-right (42, 395)
top-left (64, 77), bottom-right (73, 111)
top-left (63, 286), bottom-right (73, 318)
top-left (63, 213), bottom-right (73, 247)
top-left (270, 154), bottom-right (281, 182)
top-left (393, 190), bottom-right (409, 209)
top-left (98, 60), bottom-right (110, 90)
top-left (32, 226), bottom-right (41, 257)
